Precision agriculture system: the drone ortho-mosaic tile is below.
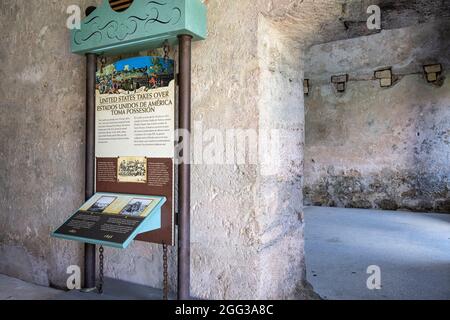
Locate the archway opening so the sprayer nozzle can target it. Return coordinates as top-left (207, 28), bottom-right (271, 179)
top-left (263, 0), bottom-right (450, 300)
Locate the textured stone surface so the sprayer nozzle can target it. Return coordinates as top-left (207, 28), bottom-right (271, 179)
top-left (304, 21), bottom-right (450, 213)
top-left (0, 0), bottom-right (310, 299)
top-left (0, 0), bottom-right (97, 288)
top-left (3, 0), bottom-right (446, 300)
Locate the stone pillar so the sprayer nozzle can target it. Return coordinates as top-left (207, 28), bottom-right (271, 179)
top-left (255, 16), bottom-right (307, 299)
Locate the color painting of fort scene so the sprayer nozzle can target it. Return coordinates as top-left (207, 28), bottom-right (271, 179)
top-left (96, 56), bottom-right (174, 95)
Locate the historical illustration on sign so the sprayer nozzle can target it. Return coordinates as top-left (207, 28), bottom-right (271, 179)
top-left (87, 195), bottom-right (117, 213)
top-left (95, 56), bottom-right (175, 159)
top-left (97, 56), bottom-right (174, 94)
top-left (117, 156), bottom-right (147, 183)
top-left (53, 193), bottom-right (165, 248)
top-left (95, 56), bottom-right (176, 246)
top-left (120, 198), bottom-right (154, 217)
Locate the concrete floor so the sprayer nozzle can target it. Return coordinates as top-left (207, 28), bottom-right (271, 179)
top-left (0, 274), bottom-right (63, 300)
top-left (305, 206), bottom-right (450, 300)
top-left (1, 206), bottom-right (449, 300)
top-left (0, 275), bottom-right (166, 300)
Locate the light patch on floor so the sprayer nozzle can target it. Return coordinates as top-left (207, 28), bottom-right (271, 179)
top-left (0, 274), bottom-right (63, 300)
top-left (0, 275), bottom-right (167, 300)
top-left (305, 206), bottom-right (450, 300)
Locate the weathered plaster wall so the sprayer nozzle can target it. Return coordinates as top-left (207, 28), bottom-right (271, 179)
top-left (256, 17), bottom-right (306, 299)
top-left (4, 0), bottom-right (447, 301)
top-left (104, 0), bottom-right (310, 300)
top-left (0, 0), bottom-right (312, 299)
top-left (304, 21), bottom-right (450, 213)
top-left (0, 0), bottom-right (98, 287)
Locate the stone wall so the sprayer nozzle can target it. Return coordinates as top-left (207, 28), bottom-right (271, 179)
top-left (0, 0), bottom-right (310, 299)
top-left (4, 0), bottom-right (448, 301)
top-left (304, 21), bottom-right (450, 213)
top-left (0, 0), bottom-right (97, 288)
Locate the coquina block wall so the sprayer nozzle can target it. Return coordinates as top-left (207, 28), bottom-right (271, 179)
top-left (304, 21), bottom-right (450, 213)
top-left (0, 0), bottom-right (315, 299)
top-left (5, 0), bottom-right (439, 299)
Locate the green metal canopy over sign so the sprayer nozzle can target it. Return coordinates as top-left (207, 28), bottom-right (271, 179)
top-left (72, 0), bottom-right (207, 55)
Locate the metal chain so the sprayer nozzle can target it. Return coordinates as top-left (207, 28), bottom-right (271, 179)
top-left (163, 244), bottom-right (169, 300)
top-left (95, 57), bottom-right (104, 297)
top-left (98, 245), bottom-right (104, 294)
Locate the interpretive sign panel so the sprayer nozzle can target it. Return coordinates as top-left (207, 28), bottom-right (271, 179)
top-left (52, 193), bottom-right (166, 249)
top-left (95, 56), bottom-right (176, 245)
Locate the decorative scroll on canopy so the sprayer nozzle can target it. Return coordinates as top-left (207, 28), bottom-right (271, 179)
top-left (71, 0), bottom-right (207, 55)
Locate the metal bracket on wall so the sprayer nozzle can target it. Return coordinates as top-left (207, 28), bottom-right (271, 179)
top-left (424, 64), bottom-right (443, 83)
top-left (374, 68), bottom-right (393, 88)
top-left (331, 74), bottom-right (349, 93)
